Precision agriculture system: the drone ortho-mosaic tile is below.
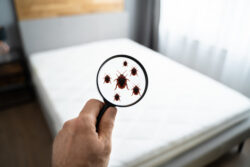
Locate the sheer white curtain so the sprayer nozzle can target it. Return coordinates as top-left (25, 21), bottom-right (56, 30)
top-left (158, 0), bottom-right (250, 97)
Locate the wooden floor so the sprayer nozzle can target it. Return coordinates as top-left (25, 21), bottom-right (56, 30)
top-left (0, 101), bottom-right (52, 167)
top-left (206, 140), bottom-right (250, 167)
top-left (0, 100), bottom-right (249, 167)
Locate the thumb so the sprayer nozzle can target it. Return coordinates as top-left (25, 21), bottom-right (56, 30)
top-left (98, 107), bottom-right (117, 142)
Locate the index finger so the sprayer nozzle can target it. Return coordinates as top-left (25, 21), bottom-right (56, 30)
top-left (79, 99), bottom-right (104, 121)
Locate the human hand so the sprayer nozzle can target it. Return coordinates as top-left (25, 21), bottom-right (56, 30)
top-left (52, 99), bottom-right (117, 167)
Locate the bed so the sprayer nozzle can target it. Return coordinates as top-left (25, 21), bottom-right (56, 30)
top-left (26, 38), bottom-right (250, 167)
top-left (17, 13), bottom-right (250, 167)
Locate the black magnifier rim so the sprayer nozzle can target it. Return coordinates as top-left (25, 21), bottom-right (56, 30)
top-left (96, 54), bottom-right (148, 107)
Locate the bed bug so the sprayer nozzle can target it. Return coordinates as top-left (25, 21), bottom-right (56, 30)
top-left (114, 71), bottom-right (129, 90)
top-left (123, 61), bottom-right (128, 66)
top-left (132, 85), bottom-right (141, 96)
top-left (104, 74), bottom-right (111, 84)
top-left (114, 93), bottom-right (120, 101)
top-left (130, 67), bottom-right (138, 76)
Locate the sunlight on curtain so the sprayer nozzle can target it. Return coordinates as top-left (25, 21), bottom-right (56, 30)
top-left (158, 0), bottom-right (250, 97)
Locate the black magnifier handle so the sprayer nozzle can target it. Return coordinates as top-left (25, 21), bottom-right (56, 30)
top-left (96, 101), bottom-right (114, 132)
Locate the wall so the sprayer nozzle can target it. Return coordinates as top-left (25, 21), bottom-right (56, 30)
top-left (0, 0), bottom-right (145, 49)
top-left (20, 12), bottom-right (129, 54)
top-left (0, 0), bottom-right (21, 48)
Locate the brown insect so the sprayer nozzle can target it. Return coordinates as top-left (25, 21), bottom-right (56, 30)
top-left (123, 61), bottom-right (128, 66)
top-left (103, 75), bottom-right (111, 84)
top-left (114, 71), bottom-right (129, 90)
top-left (114, 93), bottom-right (120, 101)
top-left (130, 67), bottom-right (138, 76)
top-left (132, 85), bottom-right (141, 96)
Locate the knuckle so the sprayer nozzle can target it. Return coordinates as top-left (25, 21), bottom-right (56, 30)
top-left (54, 129), bottom-right (64, 141)
top-left (63, 119), bottom-right (73, 129)
top-left (75, 117), bottom-right (93, 132)
top-left (86, 99), bottom-right (98, 105)
top-left (86, 99), bottom-right (103, 108)
top-left (81, 115), bottom-right (93, 123)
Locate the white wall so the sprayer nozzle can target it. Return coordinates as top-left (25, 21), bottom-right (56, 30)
top-left (0, 0), bottom-right (144, 49)
top-left (20, 12), bottom-right (129, 54)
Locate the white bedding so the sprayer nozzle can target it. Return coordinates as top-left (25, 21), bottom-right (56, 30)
top-left (28, 39), bottom-right (250, 167)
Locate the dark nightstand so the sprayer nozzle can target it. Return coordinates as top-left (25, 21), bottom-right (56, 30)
top-left (0, 48), bottom-right (34, 109)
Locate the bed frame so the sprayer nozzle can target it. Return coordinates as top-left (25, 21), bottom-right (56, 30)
top-left (130, 113), bottom-right (250, 167)
top-left (18, 13), bottom-right (250, 167)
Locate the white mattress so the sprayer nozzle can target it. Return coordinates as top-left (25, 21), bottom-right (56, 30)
top-left (28, 39), bottom-right (250, 167)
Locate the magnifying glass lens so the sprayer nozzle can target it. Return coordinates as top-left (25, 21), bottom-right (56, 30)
top-left (97, 56), bottom-right (148, 107)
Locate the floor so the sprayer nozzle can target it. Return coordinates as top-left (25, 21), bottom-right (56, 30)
top-left (206, 142), bottom-right (250, 167)
top-left (0, 100), bottom-right (249, 167)
top-left (0, 101), bottom-right (52, 167)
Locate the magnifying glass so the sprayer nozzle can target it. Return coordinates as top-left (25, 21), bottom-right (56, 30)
top-left (96, 55), bottom-right (148, 131)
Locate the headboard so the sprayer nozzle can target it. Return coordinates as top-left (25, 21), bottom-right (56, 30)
top-left (18, 12), bottom-right (128, 55)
